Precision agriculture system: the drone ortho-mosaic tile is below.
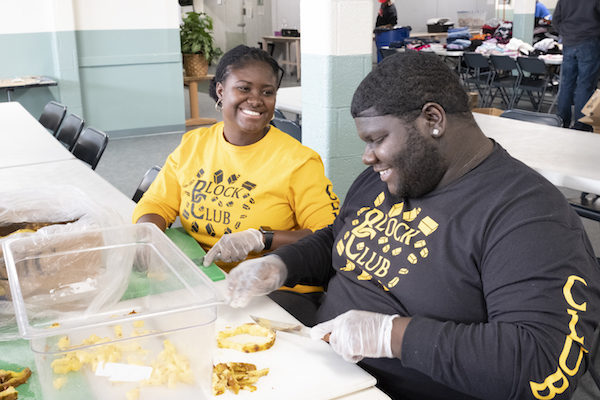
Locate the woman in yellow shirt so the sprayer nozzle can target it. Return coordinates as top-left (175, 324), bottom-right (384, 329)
top-left (133, 45), bottom-right (339, 304)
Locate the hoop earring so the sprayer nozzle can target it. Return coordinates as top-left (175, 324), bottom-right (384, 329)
top-left (215, 99), bottom-right (223, 112)
top-left (432, 128), bottom-right (440, 136)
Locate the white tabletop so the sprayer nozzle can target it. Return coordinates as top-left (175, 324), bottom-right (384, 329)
top-left (391, 49), bottom-right (562, 65)
top-left (0, 101), bottom-right (388, 400)
top-left (276, 86), bottom-right (302, 115)
top-left (269, 92), bottom-right (600, 195)
top-left (0, 158), bottom-right (136, 223)
top-left (214, 282), bottom-right (388, 399)
top-left (263, 35), bottom-right (301, 42)
top-left (434, 50), bottom-right (465, 57)
top-left (474, 112), bottom-right (600, 194)
top-left (0, 102), bottom-right (74, 168)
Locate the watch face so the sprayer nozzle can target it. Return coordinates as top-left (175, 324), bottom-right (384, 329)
top-left (260, 226), bottom-right (273, 232)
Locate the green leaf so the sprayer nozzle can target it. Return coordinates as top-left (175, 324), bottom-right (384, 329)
top-left (179, 11), bottom-right (222, 63)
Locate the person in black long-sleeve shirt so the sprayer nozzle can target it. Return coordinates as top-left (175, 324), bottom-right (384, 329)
top-left (226, 51), bottom-right (600, 399)
top-left (375, 0), bottom-right (397, 28)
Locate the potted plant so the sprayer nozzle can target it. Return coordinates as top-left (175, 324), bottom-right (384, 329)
top-left (180, 11), bottom-right (224, 77)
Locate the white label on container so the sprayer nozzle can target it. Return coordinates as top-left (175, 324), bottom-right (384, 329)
top-left (49, 277), bottom-right (98, 299)
top-left (96, 362), bottom-right (153, 382)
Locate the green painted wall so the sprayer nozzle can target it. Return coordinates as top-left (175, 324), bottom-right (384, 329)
top-left (76, 29), bottom-right (185, 137)
top-left (0, 32), bottom-right (62, 118)
top-left (302, 53), bottom-right (372, 202)
top-left (0, 29), bottom-right (185, 138)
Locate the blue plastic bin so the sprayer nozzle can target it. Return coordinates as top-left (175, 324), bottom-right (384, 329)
top-left (375, 27), bottom-right (411, 62)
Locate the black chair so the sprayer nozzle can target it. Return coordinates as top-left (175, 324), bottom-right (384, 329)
top-left (378, 48), bottom-right (398, 61)
top-left (462, 53), bottom-right (493, 107)
top-left (258, 42), bottom-right (275, 56)
top-left (55, 114), bottom-right (84, 151)
top-left (132, 165), bottom-right (162, 203)
top-left (39, 101), bottom-right (67, 136)
top-left (568, 192), bottom-right (600, 222)
top-left (514, 57), bottom-right (554, 112)
top-left (488, 55), bottom-right (522, 109)
top-left (71, 127), bottom-right (109, 170)
top-left (499, 109), bottom-right (563, 127)
top-left (274, 109), bottom-right (286, 119)
top-left (271, 117), bottom-right (302, 142)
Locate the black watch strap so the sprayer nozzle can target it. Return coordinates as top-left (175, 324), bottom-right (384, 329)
top-left (259, 226), bottom-right (274, 250)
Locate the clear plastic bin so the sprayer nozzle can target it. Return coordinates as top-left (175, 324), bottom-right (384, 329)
top-left (457, 11), bottom-right (486, 28)
top-left (3, 223), bottom-right (227, 400)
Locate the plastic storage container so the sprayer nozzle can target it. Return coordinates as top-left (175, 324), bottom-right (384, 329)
top-left (427, 23), bottom-right (454, 33)
top-left (3, 223), bottom-right (227, 400)
top-left (374, 26), bottom-right (411, 62)
top-left (457, 11), bottom-right (486, 28)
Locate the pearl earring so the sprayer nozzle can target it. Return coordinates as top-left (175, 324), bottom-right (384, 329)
top-left (432, 128), bottom-right (440, 136)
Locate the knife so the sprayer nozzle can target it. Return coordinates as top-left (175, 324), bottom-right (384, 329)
top-left (250, 315), bottom-right (312, 338)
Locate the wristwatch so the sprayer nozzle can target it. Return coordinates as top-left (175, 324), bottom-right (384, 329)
top-left (259, 226), bottom-right (274, 250)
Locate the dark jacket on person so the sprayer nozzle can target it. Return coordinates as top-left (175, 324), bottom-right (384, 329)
top-left (376, 3), bottom-right (397, 27)
top-left (553, 0), bottom-right (600, 46)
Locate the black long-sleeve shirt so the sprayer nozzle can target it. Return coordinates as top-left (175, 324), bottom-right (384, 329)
top-left (275, 143), bottom-right (600, 399)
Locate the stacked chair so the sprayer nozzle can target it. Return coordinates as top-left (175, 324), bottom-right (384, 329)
top-left (55, 114), bottom-right (85, 151)
top-left (41, 100), bottom-right (110, 170)
top-left (71, 127), bottom-right (109, 170)
top-left (38, 101), bottom-right (67, 136)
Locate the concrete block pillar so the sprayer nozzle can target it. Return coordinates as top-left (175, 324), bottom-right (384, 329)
top-left (512, 0), bottom-right (536, 45)
top-left (50, 0), bottom-right (84, 117)
top-left (300, 0), bottom-right (373, 202)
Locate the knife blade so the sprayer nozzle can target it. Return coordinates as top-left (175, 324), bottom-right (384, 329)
top-left (250, 315), bottom-right (312, 338)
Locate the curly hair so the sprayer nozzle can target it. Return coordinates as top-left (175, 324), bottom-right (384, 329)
top-left (351, 51), bottom-right (470, 121)
top-left (208, 44), bottom-right (284, 102)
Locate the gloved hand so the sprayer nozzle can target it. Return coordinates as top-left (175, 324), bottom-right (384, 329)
top-left (133, 244), bottom-right (153, 272)
top-left (203, 228), bottom-right (265, 266)
top-left (227, 255), bottom-right (288, 308)
top-left (310, 310), bottom-right (399, 363)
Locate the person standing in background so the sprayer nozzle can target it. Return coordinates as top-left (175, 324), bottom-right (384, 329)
top-left (375, 0), bottom-right (397, 28)
top-left (553, 0), bottom-right (600, 131)
top-left (536, 0), bottom-right (552, 21)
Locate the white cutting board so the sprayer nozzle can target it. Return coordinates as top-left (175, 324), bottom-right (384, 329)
top-left (214, 295), bottom-right (378, 400)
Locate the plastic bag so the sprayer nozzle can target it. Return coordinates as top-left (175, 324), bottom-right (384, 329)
top-left (0, 185), bottom-right (131, 341)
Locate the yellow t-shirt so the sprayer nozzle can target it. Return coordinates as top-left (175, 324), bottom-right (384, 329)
top-left (132, 122), bottom-right (339, 288)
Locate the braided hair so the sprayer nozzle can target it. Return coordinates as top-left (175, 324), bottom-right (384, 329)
top-left (208, 44), bottom-right (284, 102)
top-left (351, 51), bottom-right (470, 121)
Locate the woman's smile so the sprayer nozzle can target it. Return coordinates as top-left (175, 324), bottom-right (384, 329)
top-left (216, 60), bottom-right (278, 146)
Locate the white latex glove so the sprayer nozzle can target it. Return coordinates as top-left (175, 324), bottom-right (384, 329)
top-left (133, 244), bottom-right (153, 272)
top-left (203, 228), bottom-right (265, 266)
top-left (227, 255), bottom-right (288, 308)
top-left (310, 310), bottom-right (399, 363)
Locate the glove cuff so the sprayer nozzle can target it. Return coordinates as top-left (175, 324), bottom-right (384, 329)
top-left (249, 228), bottom-right (266, 252)
top-left (383, 314), bottom-right (400, 358)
